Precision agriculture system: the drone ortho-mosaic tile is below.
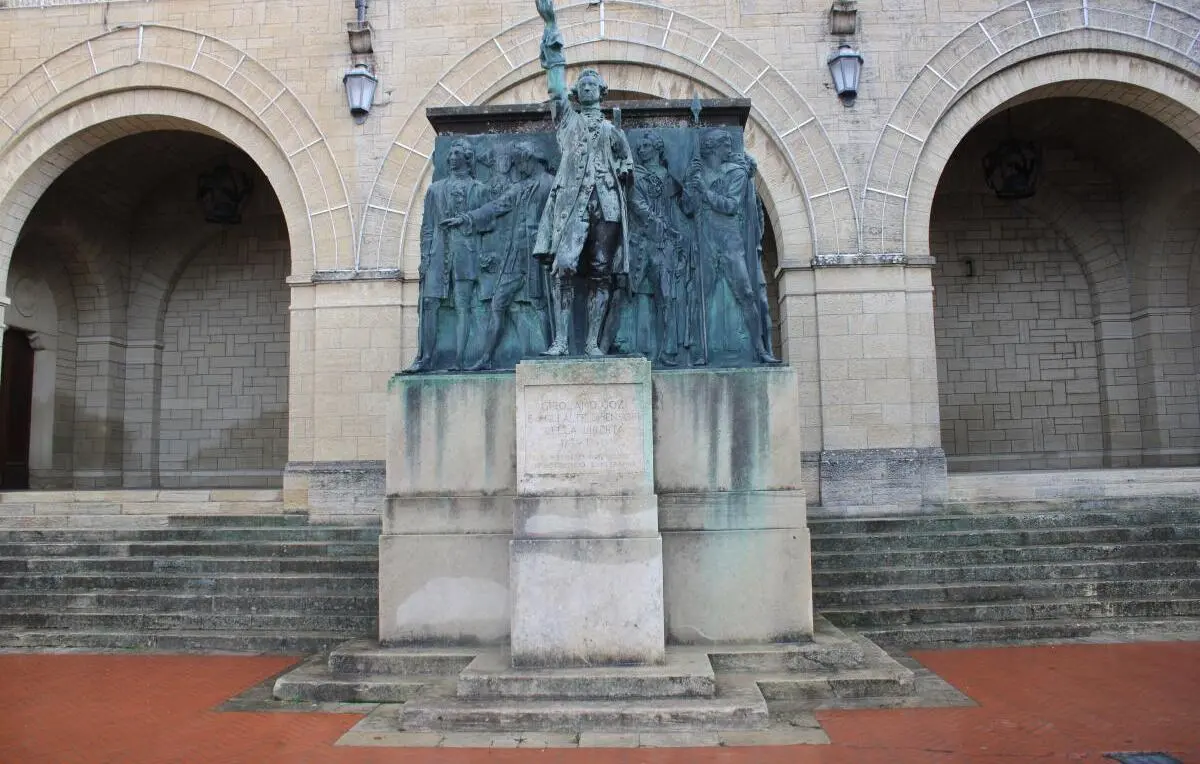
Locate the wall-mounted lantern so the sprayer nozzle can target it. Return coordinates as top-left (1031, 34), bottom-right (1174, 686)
top-left (827, 44), bottom-right (864, 104)
top-left (983, 139), bottom-right (1041, 200)
top-left (343, 64), bottom-right (378, 124)
top-left (197, 160), bottom-right (253, 224)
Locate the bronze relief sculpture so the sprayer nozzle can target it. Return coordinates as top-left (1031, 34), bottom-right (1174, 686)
top-left (402, 0), bottom-right (780, 373)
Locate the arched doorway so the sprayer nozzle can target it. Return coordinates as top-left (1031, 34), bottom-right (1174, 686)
top-left (4, 129), bottom-right (291, 489)
top-left (931, 97), bottom-right (1200, 472)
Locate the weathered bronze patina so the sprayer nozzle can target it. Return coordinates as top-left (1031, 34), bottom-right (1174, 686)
top-left (401, 0), bottom-right (779, 373)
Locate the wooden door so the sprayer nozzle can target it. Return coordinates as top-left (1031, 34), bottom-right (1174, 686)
top-left (0, 328), bottom-right (35, 489)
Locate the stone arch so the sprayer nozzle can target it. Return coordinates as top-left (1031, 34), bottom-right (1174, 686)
top-left (359, 1), bottom-right (852, 271)
top-left (862, 0), bottom-right (1200, 257)
top-left (0, 92), bottom-right (297, 296)
top-left (0, 25), bottom-right (351, 276)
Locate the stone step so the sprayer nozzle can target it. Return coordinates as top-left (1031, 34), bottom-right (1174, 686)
top-left (329, 640), bottom-right (478, 677)
top-left (706, 627), bottom-right (915, 701)
top-left (0, 541), bottom-right (377, 557)
top-left (167, 514), bottom-right (315, 527)
top-left (399, 676), bottom-right (769, 732)
top-left (754, 667), bottom-right (915, 700)
top-left (812, 540), bottom-right (1200, 569)
top-left (455, 650), bottom-right (716, 700)
top-left (273, 655), bottom-right (428, 703)
top-left (0, 572), bottom-right (378, 594)
top-left (705, 618), bottom-right (869, 673)
top-left (0, 556), bottom-right (379, 575)
top-left (860, 617), bottom-right (1200, 647)
top-left (945, 470), bottom-right (1200, 502)
top-left (808, 503), bottom-right (1200, 534)
top-left (815, 577), bottom-right (1200, 608)
top-left (811, 524), bottom-right (1200, 553)
top-left (0, 527), bottom-right (381, 542)
top-left (0, 516), bottom-right (175, 530)
top-left (0, 590), bottom-right (377, 613)
top-left (0, 610), bottom-right (378, 632)
top-left (822, 596), bottom-right (1200, 628)
top-left (0, 628), bottom-right (356, 653)
top-left (813, 559), bottom-right (1198, 587)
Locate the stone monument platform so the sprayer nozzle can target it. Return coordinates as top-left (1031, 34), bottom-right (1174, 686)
top-left (273, 617), bottom-right (916, 732)
top-left (269, 357), bottom-right (887, 732)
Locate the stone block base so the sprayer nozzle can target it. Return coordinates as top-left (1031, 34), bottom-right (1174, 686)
top-left (818, 447), bottom-right (947, 513)
top-left (285, 460), bottom-right (384, 523)
top-left (510, 537), bottom-right (665, 667)
top-left (456, 649), bottom-right (714, 699)
top-left (379, 533), bottom-right (510, 645)
top-left (662, 528), bottom-right (813, 643)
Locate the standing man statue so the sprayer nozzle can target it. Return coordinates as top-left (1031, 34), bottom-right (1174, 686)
top-left (405, 137), bottom-right (487, 373)
top-left (629, 131), bottom-right (693, 366)
top-left (688, 129), bottom-right (780, 364)
top-left (532, 0), bottom-right (635, 357)
top-left (442, 140), bottom-right (555, 370)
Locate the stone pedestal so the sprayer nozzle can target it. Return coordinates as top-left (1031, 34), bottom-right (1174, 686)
top-left (653, 367), bottom-right (813, 643)
top-left (510, 358), bottom-right (665, 667)
top-left (379, 373), bottom-right (516, 645)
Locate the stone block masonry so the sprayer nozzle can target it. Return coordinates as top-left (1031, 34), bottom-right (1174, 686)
top-left (381, 363), bottom-right (812, 652)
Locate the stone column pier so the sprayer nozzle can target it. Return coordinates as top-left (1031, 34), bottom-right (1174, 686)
top-left (509, 357), bottom-right (665, 667)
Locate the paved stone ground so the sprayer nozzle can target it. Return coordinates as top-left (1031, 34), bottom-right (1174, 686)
top-left (1, 638), bottom-right (1198, 761)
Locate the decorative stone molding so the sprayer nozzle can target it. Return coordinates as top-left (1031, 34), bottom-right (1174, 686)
top-left (0, 25), bottom-right (351, 277)
top-left (861, 0), bottom-right (1200, 259)
top-left (813, 253), bottom-right (906, 267)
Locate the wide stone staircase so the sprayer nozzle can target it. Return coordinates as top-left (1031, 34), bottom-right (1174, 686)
top-left (0, 511), bottom-right (379, 652)
top-left (4, 472), bottom-right (1199, 654)
top-left (810, 496), bottom-right (1200, 646)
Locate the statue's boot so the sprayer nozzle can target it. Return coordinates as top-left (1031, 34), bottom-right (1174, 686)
top-left (583, 286), bottom-right (610, 357)
top-left (466, 356), bottom-right (493, 372)
top-left (740, 299), bottom-right (781, 364)
top-left (542, 278), bottom-right (571, 356)
top-left (451, 308), bottom-right (472, 371)
top-left (660, 298), bottom-right (679, 364)
top-left (402, 355), bottom-right (431, 374)
top-left (404, 304), bottom-right (440, 372)
top-left (469, 313), bottom-right (501, 371)
top-left (751, 323), bottom-right (781, 364)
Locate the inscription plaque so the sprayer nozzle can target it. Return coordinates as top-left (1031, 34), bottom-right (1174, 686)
top-left (515, 357), bottom-right (654, 496)
top-left (523, 385), bottom-right (644, 478)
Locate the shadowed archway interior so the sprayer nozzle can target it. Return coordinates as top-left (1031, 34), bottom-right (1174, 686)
top-left (4, 130), bottom-right (290, 489)
top-left (931, 97), bottom-right (1200, 472)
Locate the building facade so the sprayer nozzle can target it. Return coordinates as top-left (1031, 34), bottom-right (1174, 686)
top-left (0, 0), bottom-right (1196, 518)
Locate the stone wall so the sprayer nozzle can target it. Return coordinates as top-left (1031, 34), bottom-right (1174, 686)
top-left (933, 198), bottom-right (1103, 470)
top-left (0, 0), bottom-right (1195, 510)
top-left (158, 229), bottom-right (290, 488)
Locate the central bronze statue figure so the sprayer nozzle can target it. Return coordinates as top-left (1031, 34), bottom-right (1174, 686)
top-left (532, 0), bottom-right (634, 357)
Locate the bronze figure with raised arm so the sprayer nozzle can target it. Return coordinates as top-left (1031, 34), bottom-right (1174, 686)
top-left (532, 0), bottom-right (634, 357)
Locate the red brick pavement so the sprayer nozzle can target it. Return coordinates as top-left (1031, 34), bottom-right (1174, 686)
top-left (0, 642), bottom-right (1197, 763)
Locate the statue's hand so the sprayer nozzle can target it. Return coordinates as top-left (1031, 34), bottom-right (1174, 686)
top-left (440, 215), bottom-right (466, 228)
top-left (535, 0), bottom-right (557, 24)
